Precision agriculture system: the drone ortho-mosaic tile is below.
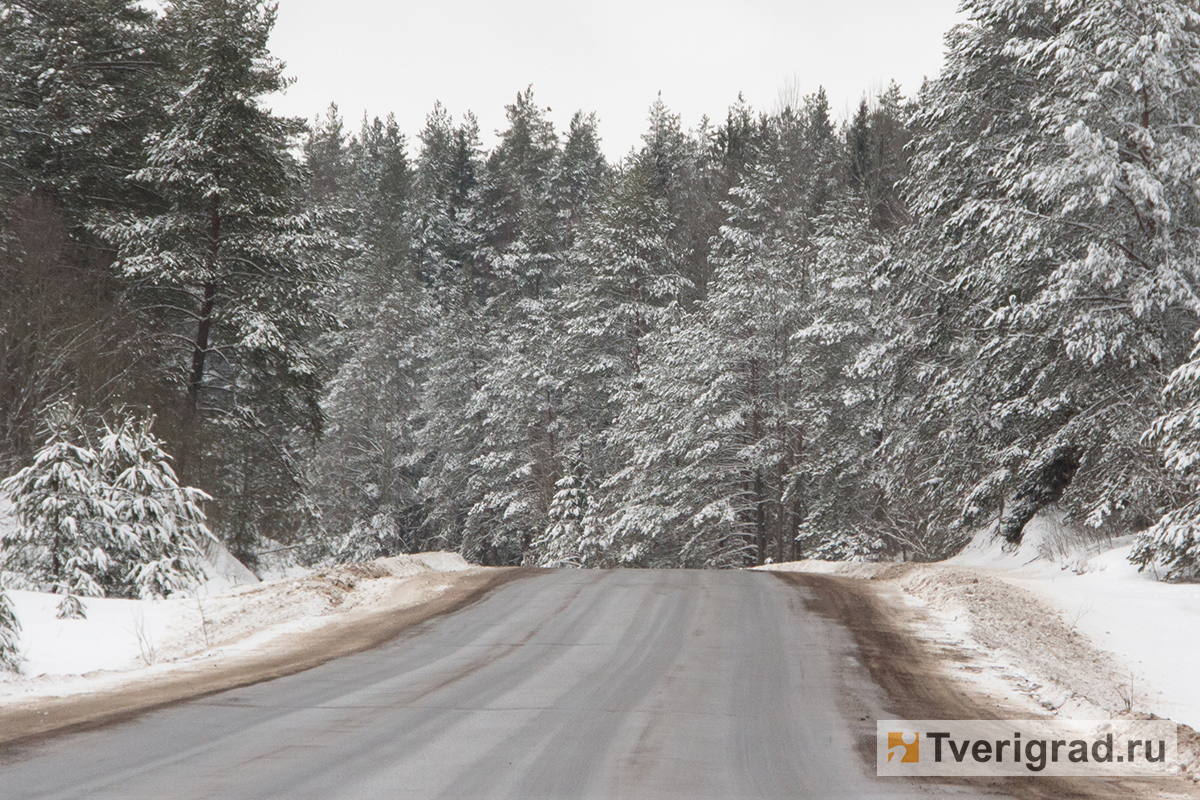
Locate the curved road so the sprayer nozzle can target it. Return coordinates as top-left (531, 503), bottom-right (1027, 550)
top-left (2, 570), bottom-right (971, 799)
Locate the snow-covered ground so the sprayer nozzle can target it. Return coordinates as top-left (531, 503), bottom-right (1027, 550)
top-left (946, 517), bottom-right (1200, 728)
top-left (758, 515), bottom-right (1200, 774)
top-left (0, 536), bottom-right (474, 702)
top-left (0, 493), bottom-right (476, 697)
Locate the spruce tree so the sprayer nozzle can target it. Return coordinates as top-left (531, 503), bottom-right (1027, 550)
top-left (0, 403), bottom-right (109, 616)
top-left (0, 581), bottom-right (19, 672)
top-left (98, 415), bottom-right (213, 598)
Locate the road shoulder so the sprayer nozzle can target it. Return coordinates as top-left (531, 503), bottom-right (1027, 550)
top-left (0, 567), bottom-right (529, 748)
top-left (774, 570), bottom-right (1200, 800)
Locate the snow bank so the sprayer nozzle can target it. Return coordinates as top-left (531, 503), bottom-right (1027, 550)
top-left (193, 539), bottom-right (260, 593)
top-left (758, 515), bottom-right (1200, 738)
top-left (946, 521), bottom-right (1200, 732)
top-left (5, 590), bottom-right (194, 676)
top-left (0, 550), bottom-right (472, 696)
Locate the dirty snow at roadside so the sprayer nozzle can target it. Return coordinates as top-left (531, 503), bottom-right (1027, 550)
top-left (758, 514), bottom-right (1200, 737)
top-left (946, 517), bottom-right (1200, 732)
top-left (0, 520), bottom-right (472, 701)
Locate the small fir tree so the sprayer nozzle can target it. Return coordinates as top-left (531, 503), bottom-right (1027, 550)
top-left (0, 404), bottom-right (109, 617)
top-left (0, 406), bottom-right (213, 606)
top-left (0, 580), bottom-right (21, 672)
top-left (98, 416), bottom-right (213, 598)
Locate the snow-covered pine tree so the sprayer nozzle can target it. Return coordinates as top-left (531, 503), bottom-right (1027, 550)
top-left (531, 469), bottom-right (608, 567)
top-left (98, 415), bottom-right (213, 598)
top-left (553, 111), bottom-right (608, 249)
top-left (900, 0), bottom-right (1200, 546)
top-left (603, 98), bottom-right (831, 567)
top-left (0, 580), bottom-right (19, 672)
top-left (797, 203), bottom-right (919, 559)
top-left (409, 104), bottom-right (485, 295)
top-left (1, 405), bottom-right (213, 604)
top-left (555, 102), bottom-right (761, 566)
top-left (603, 313), bottom-right (743, 567)
top-left (466, 292), bottom-right (569, 563)
top-left (104, 0), bottom-right (336, 559)
top-left (476, 88), bottom-right (562, 303)
top-left (405, 107), bottom-right (499, 559)
top-left (889, 1), bottom-right (1069, 549)
top-left (999, 0), bottom-right (1200, 538)
top-left (444, 91), bottom-right (582, 565)
top-left (316, 112), bottom-right (424, 559)
top-left (636, 97), bottom-right (710, 301)
top-left (564, 164), bottom-right (691, 563)
top-left (0, 403), bottom-right (110, 618)
top-left (787, 89), bottom-right (940, 560)
top-left (410, 295), bottom-right (495, 559)
top-left (304, 103), bottom-right (349, 206)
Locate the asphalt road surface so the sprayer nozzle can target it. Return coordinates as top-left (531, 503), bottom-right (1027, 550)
top-left (1, 569), bottom-right (985, 799)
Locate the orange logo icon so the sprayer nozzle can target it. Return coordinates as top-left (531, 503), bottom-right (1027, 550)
top-left (888, 732), bottom-right (919, 763)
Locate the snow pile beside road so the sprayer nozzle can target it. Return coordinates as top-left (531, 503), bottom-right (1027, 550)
top-left (0, 551), bottom-right (472, 699)
top-left (757, 518), bottom-right (1200, 776)
top-left (946, 521), bottom-right (1200, 730)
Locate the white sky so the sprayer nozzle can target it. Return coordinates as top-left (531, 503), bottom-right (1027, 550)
top-left (266, 0), bottom-right (964, 160)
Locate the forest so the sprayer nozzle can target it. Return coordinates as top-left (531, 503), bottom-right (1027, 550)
top-left (4, 0), bottom-right (1200, 603)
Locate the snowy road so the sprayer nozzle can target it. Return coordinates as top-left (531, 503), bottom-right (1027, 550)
top-left (1, 570), bottom-right (987, 799)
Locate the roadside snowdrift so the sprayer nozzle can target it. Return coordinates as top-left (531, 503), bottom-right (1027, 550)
top-left (757, 516), bottom-right (1200, 776)
top-left (0, 550), bottom-right (472, 701)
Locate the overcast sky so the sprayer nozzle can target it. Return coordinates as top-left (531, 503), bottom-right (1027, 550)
top-left (266, 0), bottom-right (964, 160)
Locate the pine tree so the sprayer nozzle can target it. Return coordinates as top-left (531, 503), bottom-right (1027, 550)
top-left (410, 294), bottom-right (495, 558)
top-left (636, 97), bottom-right (709, 300)
top-left (797, 204), bottom-right (921, 559)
top-left (104, 0), bottom-right (336, 558)
top-left (0, 581), bottom-right (19, 672)
top-left (406, 106), bottom-right (494, 558)
top-left (304, 103), bottom-right (348, 205)
top-left (603, 314), bottom-right (745, 566)
top-left (602, 101), bottom-right (837, 567)
top-left (0, 403), bottom-right (109, 616)
top-left (98, 416), bottom-right (213, 598)
top-left (466, 292), bottom-right (568, 563)
top-left (0, 405), bottom-right (213, 603)
top-left (476, 88), bottom-right (562, 302)
top-left (315, 113), bottom-right (423, 558)
top-left (107, 0), bottom-right (333, 458)
top-left (554, 111), bottom-right (608, 248)
top-left (531, 469), bottom-right (608, 567)
top-left (410, 104), bottom-right (484, 296)
top-left (895, 0), bottom-right (1200, 548)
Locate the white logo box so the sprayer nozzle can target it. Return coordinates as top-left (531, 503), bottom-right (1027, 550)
top-left (877, 719), bottom-right (1178, 777)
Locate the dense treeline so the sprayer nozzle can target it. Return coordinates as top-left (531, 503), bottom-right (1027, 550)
top-left (5, 0), bottom-right (1200, 579)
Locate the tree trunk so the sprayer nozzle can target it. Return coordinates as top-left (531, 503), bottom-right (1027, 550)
top-left (178, 280), bottom-right (216, 480)
top-left (754, 471), bottom-right (766, 566)
top-left (179, 198), bottom-right (222, 481)
top-left (775, 459), bottom-right (787, 563)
